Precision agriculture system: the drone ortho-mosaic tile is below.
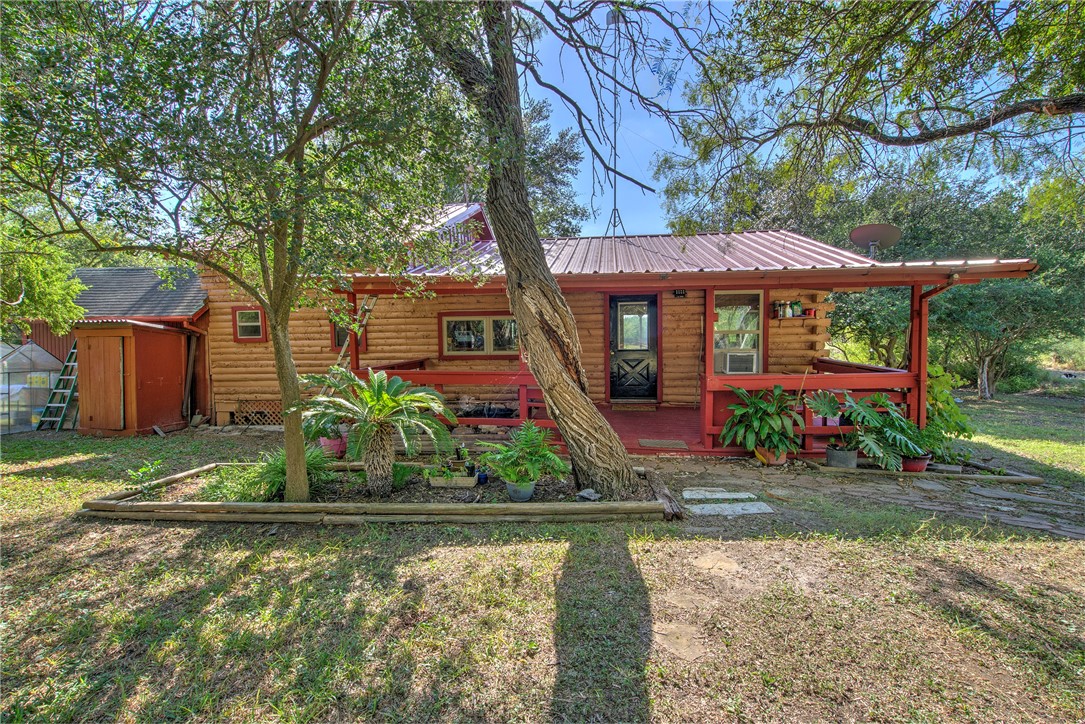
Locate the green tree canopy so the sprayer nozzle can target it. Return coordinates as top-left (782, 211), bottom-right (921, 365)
top-left (2, 0), bottom-right (477, 500)
top-left (658, 0), bottom-right (1085, 223)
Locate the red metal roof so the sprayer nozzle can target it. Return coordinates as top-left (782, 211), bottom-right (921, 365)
top-left (401, 229), bottom-right (906, 276)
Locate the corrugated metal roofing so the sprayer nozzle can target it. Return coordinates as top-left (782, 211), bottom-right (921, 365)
top-left (74, 267), bottom-right (207, 318)
top-left (402, 229), bottom-right (885, 276)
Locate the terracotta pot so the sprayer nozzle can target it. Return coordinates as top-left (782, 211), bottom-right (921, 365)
top-left (318, 435), bottom-right (347, 459)
top-left (901, 454), bottom-right (932, 473)
top-left (755, 446), bottom-right (787, 466)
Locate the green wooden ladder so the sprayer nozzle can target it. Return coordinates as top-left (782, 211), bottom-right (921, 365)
top-left (37, 342), bottom-right (79, 431)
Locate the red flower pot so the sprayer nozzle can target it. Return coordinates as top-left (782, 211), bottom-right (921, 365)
top-left (901, 455), bottom-right (932, 472)
top-left (319, 435), bottom-right (347, 459)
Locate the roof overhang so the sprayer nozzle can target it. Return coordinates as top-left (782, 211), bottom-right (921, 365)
top-left (74, 318), bottom-right (195, 333)
top-left (346, 258), bottom-right (1037, 295)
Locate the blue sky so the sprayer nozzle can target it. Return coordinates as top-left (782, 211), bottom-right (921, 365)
top-left (524, 14), bottom-right (701, 237)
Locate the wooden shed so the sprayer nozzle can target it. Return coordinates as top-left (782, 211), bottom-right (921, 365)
top-left (74, 320), bottom-right (194, 436)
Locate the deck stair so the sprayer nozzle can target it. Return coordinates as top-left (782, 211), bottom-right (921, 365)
top-left (36, 342), bottom-right (79, 430)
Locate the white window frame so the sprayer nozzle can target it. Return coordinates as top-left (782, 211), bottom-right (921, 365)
top-left (713, 290), bottom-right (763, 375)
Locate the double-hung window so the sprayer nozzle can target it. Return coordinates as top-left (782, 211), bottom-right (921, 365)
top-left (441, 314), bottom-right (519, 358)
top-left (713, 292), bottom-right (762, 374)
top-left (232, 307), bottom-right (267, 342)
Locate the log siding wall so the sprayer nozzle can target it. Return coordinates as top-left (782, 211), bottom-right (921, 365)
top-left (202, 270), bottom-right (833, 423)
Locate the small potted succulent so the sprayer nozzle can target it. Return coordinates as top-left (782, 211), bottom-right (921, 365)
top-left (718, 385), bottom-right (805, 466)
top-left (479, 421), bottom-right (570, 501)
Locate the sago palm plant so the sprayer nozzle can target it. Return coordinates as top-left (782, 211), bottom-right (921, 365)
top-left (298, 367), bottom-right (456, 495)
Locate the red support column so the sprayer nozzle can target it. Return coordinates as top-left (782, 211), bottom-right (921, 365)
top-left (906, 285), bottom-right (929, 427)
top-left (347, 293), bottom-right (360, 373)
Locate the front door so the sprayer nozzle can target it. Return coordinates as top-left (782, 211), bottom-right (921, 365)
top-left (82, 335), bottom-right (125, 430)
top-left (609, 295), bottom-right (658, 400)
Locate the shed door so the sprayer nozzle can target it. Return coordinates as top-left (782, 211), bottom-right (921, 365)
top-left (609, 295), bottom-right (658, 400)
top-left (82, 336), bottom-right (124, 430)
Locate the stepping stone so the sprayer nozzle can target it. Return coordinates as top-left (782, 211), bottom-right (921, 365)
top-left (686, 502), bottom-right (774, 517)
top-left (682, 488), bottom-right (757, 501)
top-left (914, 479), bottom-right (950, 492)
top-left (652, 621), bottom-right (708, 661)
top-left (968, 486), bottom-right (1074, 506)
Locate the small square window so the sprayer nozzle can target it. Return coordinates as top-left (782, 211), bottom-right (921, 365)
top-left (233, 308), bottom-right (266, 342)
top-left (332, 322), bottom-right (350, 349)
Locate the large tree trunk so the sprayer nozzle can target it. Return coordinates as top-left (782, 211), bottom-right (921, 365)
top-left (268, 318), bottom-right (310, 501)
top-left (477, 4), bottom-right (637, 498)
top-left (363, 424), bottom-right (395, 496)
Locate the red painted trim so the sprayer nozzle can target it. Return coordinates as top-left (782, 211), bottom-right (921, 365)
top-left (655, 291), bottom-right (664, 403)
top-left (231, 306), bottom-right (267, 343)
top-left (349, 263), bottom-right (1033, 296)
top-left (760, 288), bottom-right (769, 373)
top-left (603, 292), bottom-right (611, 403)
top-left (436, 310), bottom-right (520, 361)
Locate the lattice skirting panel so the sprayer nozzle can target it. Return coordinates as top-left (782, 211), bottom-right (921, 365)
top-left (234, 400), bottom-right (284, 426)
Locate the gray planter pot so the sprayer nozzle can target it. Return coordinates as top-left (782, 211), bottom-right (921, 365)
top-left (825, 446), bottom-right (859, 469)
top-left (506, 481), bottom-right (536, 502)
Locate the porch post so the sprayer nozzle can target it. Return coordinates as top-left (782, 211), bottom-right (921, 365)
top-left (703, 287), bottom-right (715, 448)
top-left (907, 285), bottom-right (929, 427)
top-left (348, 292), bottom-right (360, 373)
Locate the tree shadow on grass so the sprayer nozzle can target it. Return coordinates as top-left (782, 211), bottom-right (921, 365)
top-left (552, 528), bottom-right (652, 722)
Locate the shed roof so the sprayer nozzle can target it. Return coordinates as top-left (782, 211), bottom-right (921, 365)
top-left (0, 342), bottom-right (63, 373)
top-left (74, 267), bottom-right (207, 319)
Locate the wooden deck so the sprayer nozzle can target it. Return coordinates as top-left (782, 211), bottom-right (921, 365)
top-left (598, 405), bottom-right (718, 456)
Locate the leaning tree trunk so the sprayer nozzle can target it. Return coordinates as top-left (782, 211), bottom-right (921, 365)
top-left (477, 4), bottom-right (637, 497)
top-left (362, 424), bottom-right (395, 496)
top-left (268, 318), bottom-right (310, 501)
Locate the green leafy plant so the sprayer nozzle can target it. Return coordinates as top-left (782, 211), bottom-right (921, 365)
top-left (478, 421), bottom-right (569, 489)
top-left (805, 391), bottom-right (860, 451)
top-left (126, 459), bottom-right (164, 484)
top-left (297, 367), bottom-right (456, 496)
top-left (806, 391), bottom-right (924, 471)
top-left (925, 364), bottom-right (974, 461)
top-left (718, 385), bottom-right (804, 459)
top-left (257, 446), bottom-right (336, 502)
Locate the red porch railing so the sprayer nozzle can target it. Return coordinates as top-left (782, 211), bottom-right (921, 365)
top-left (357, 363), bottom-right (553, 428)
top-left (360, 357), bottom-right (918, 455)
top-left (700, 358), bottom-right (920, 452)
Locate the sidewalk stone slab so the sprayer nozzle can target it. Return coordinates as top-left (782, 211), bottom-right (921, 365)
top-left (682, 488), bottom-right (757, 501)
top-left (914, 479), bottom-right (950, 492)
top-left (968, 486), bottom-right (1074, 506)
top-left (687, 502), bottom-right (774, 517)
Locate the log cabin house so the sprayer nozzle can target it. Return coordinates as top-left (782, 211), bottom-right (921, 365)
top-left (200, 203), bottom-right (1036, 455)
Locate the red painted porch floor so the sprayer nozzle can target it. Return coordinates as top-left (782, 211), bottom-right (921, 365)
top-left (597, 405), bottom-right (717, 455)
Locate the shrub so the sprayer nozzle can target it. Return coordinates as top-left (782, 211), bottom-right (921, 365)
top-left (257, 446), bottom-right (336, 501)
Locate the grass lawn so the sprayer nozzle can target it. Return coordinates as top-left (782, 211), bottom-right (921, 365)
top-left (2, 398), bottom-right (1083, 722)
top-left (958, 393), bottom-right (1085, 488)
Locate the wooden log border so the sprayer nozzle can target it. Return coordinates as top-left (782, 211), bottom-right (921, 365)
top-left (79, 462), bottom-right (668, 525)
top-left (803, 460), bottom-right (1044, 485)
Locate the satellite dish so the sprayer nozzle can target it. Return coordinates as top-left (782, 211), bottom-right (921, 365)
top-left (849, 223), bottom-right (901, 259)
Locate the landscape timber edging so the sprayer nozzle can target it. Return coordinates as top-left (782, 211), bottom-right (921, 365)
top-left (804, 460), bottom-right (1044, 485)
top-left (78, 462), bottom-right (668, 525)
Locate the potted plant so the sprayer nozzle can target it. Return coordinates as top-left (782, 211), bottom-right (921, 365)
top-left (718, 385), bottom-right (805, 466)
top-left (896, 420), bottom-right (946, 472)
top-left (302, 416), bottom-right (348, 459)
top-left (479, 421), bottom-right (570, 502)
top-left (804, 390), bottom-right (860, 468)
top-left (297, 367), bottom-right (457, 495)
top-left (806, 391), bottom-right (925, 472)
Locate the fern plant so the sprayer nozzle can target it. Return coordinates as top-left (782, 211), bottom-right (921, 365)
top-left (478, 421), bottom-right (569, 489)
top-left (805, 391), bottom-right (924, 471)
top-left (297, 367), bottom-right (456, 496)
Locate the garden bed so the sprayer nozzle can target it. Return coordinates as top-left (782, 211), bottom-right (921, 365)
top-left (78, 462), bottom-right (669, 525)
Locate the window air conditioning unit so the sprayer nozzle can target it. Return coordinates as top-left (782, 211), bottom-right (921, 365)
top-left (726, 352), bottom-right (757, 374)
